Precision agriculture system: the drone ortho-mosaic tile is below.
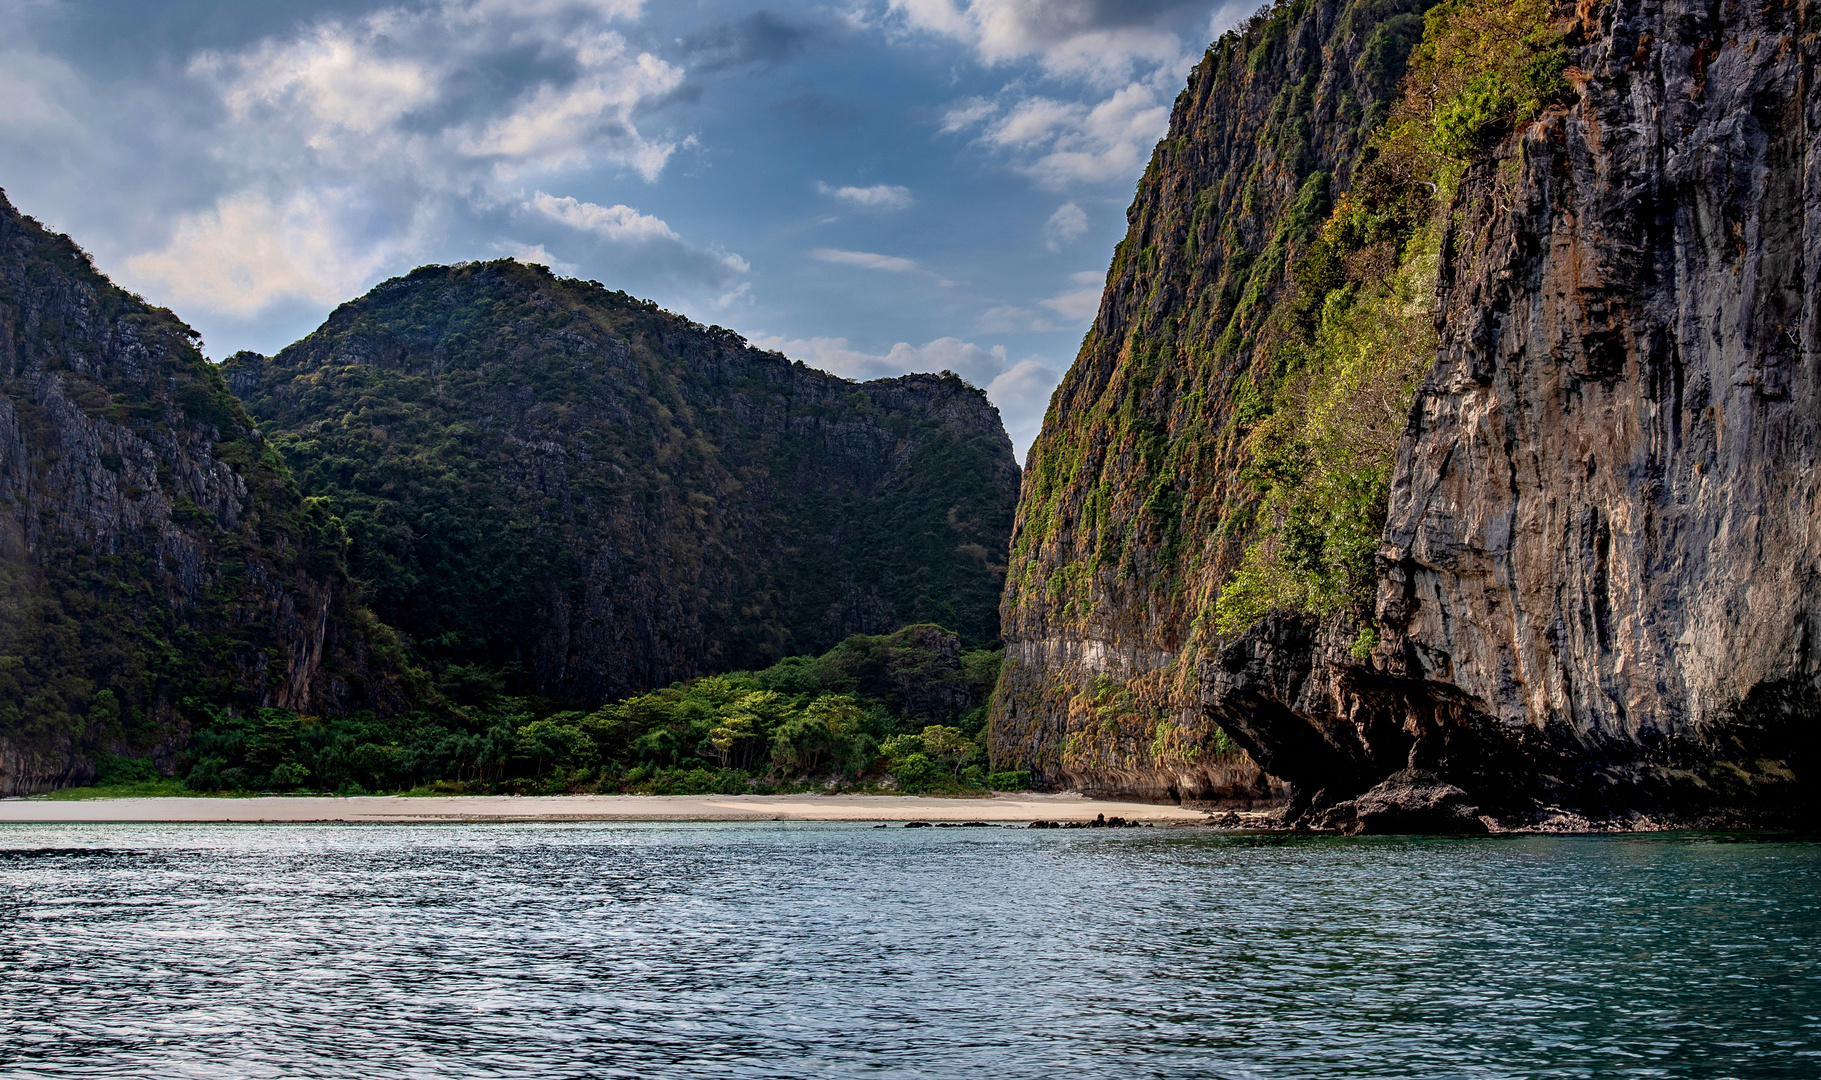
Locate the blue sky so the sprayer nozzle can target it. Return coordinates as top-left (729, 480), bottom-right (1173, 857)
top-left (0, 0), bottom-right (1253, 457)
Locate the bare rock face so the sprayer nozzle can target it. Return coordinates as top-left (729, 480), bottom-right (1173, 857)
top-left (1314, 771), bottom-right (1489, 835)
top-left (1214, 0), bottom-right (1819, 826)
top-left (226, 262), bottom-right (1020, 705)
top-left (995, 0), bottom-right (1819, 826)
top-left (1379, 0), bottom-right (1818, 820)
top-left (0, 190), bottom-right (407, 794)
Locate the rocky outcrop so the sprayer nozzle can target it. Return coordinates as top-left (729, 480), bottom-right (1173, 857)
top-left (995, 0), bottom-right (1819, 827)
top-left (990, 0), bottom-right (1433, 803)
top-left (0, 190), bottom-right (407, 794)
top-left (1206, 0), bottom-right (1819, 828)
top-left (226, 262), bottom-right (1020, 705)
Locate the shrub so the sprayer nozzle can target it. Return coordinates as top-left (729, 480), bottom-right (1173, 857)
top-left (986, 770), bottom-right (1032, 791)
top-left (891, 753), bottom-right (942, 792)
top-left (93, 754), bottom-right (160, 786)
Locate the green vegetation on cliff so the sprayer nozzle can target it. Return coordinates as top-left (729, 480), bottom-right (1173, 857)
top-left (1215, 0), bottom-right (1570, 636)
top-left (0, 190), bottom-right (409, 793)
top-left (991, 0), bottom-right (1574, 793)
top-left (992, 0), bottom-right (1443, 794)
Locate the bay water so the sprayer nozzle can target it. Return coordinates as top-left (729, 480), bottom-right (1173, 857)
top-left (1, 823), bottom-right (1816, 1078)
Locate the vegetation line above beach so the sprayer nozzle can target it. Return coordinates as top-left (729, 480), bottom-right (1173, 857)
top-left (44, 624), bottom-right (1031, 801)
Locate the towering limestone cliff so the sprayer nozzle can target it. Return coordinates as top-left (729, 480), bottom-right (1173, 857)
top-left (226, 261), bottom-right (1020, 705)
top-left (992, 0), bottom-right (1435, 803)
top-left (0, 191), bottom-right (406, 794)
top-left (994, 0), bottom-right (1818, 827)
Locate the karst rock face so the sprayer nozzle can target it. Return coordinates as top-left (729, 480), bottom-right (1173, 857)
top-left (226, 261), bottom-right (1020, 705)
top-left (990, 0), bottom-right (1434, 805)
top-left (994, 0), bottom-right (1819, 826)
top-left (0, 191), bottom-right (405, 793)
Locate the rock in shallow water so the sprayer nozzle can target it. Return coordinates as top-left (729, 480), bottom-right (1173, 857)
top-left (1314, 772), bottom-right (1490, 837)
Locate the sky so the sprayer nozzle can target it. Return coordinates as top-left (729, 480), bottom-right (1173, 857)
top-left (0, 0), bottom-right (1254, 459)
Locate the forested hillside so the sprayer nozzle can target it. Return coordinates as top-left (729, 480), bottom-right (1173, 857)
top-left (0, 190), bottom-right (409, 793)
top-left (225, 261), bottom-right (1021, 706)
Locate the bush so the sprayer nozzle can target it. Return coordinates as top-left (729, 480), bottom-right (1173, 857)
top-left (94, 754), bottom-right (160, 786)
top-left (167, 624), bottom-right (999, 797)
top-left (1430, 72), bottom-right (1519, 156)
top-left (891, 753), bottom-right (942, 792)
top-left (986, 770), bottom-right (1031, 791)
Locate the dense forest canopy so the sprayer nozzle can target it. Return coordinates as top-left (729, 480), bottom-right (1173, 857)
top-left (224, 260), bottom-right (1021, 705)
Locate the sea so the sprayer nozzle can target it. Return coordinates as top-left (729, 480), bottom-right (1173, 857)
top-left (1, 822), bottom-right (1816, 1079)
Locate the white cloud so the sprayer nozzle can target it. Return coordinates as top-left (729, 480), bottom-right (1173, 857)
top-left (986, 356), bottom-right (1061, 456)
top-left (816, 182), bottom-right (914, 211)
top-left (755, 333), bottom-right (1006, 387)
top-left (529, 192), bottom-right (679, 243)
top-left (713, 281), bottom-right (753, 309)
top-left (206, 25), bottom-right (436, 137)
top-left (809, 247), bottom-right (955, 286)
top-left (457, 41), bottom-right (682, 179)
top-left (1039, 270), bottom-right (1103, 320)
top-left (946, 81), bottom-right (1171, 189)
top-left (124, 188), bottom-right (403, 314)
top-left (527, 192), bottom-right (749, 287)
top-left (751, 331), bottom-right (1059, 460)
top-left (116, 0), bottom-right (693, 317)
top-left (939, 97), bottom-right (997, 133)
top-left (896, 0), bottom-right (1245, 193)
top-left (498, 241), bottom-right (580, 275)
top-left (1044, 201), bottom-right (1088, 250)
top-left (887, 0), bottom-right (1196, 85)
top-left (811, 247), bottom-right (921, 273)
top-left (975, 304), bottom-right (1038, 333)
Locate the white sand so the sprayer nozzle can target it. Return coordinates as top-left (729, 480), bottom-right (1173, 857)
top-left (0, 792), bottom-right (1210, 824)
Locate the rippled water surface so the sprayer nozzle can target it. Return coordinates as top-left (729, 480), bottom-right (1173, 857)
top-left (1, 823), bottom-right (1817, 1079)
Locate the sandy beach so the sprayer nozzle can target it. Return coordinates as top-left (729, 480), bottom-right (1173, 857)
top-left (0, 792), bottom-right (1211, 824)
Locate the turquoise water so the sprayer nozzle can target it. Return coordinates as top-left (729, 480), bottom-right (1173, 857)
top-left (0, 823), bottom-right (1815, 1078)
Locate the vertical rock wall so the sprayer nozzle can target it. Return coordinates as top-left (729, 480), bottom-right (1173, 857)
top-left (991, 0), bottom-right (1433, 801)
top-left (996, 0), bottom-right (1820, 825)
top-left (0, 190), bottom-right (405, 793)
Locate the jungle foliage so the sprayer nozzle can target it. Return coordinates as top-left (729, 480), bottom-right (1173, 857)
top-left (144, 626), bottom-right (1015, 797)
top-left (223, 261), bottom-right (1018, 703)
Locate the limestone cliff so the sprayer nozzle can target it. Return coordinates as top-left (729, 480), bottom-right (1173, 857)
top-left (226, 262), bottom-right (1020, 705)
top-left (0, 190), bottom-right (408, 794)
top-left (994, 0), bottom-right (1819, 827)
top-left (991, 0), bottom-right (1434, 803)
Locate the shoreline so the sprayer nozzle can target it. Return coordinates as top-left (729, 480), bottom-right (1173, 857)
top-left (0, 792), bottom-right (1218, 825)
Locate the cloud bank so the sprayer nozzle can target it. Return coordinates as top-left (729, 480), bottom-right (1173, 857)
top-left (113, 0), bottom-right (725, 319)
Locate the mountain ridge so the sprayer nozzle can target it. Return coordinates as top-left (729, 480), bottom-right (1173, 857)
top-left (0, 188), bottom-right (411, 793)
top-left (225, 259), bottom-right (1021, 706)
